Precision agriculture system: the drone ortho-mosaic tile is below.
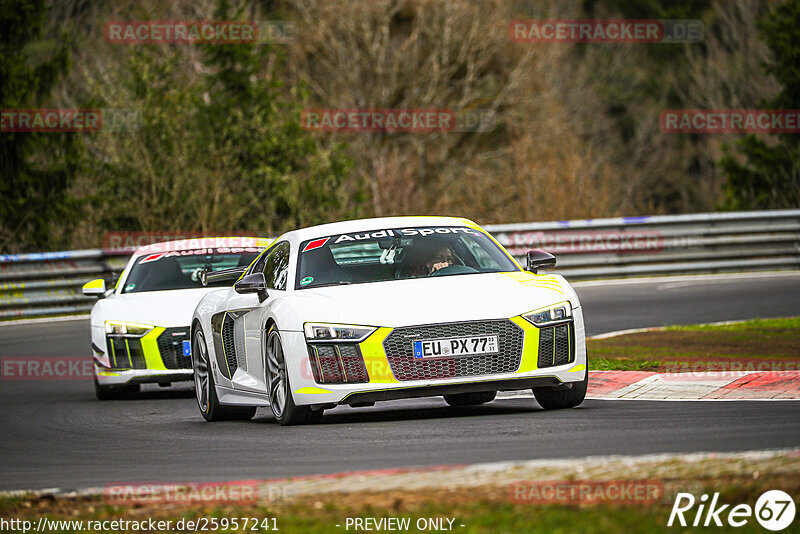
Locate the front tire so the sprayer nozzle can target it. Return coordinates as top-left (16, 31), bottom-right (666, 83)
top-left (266, 325), bottom-right (323, 425)
top-left (192, 327), bottom-right (256, 422)
top-left (532, 371), bottom-right (588, 410)
top-left (443, 391), bottom-right (497, 406)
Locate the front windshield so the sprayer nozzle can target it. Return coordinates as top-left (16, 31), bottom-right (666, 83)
top-left (121, 247), bottom-right (261, 293)
top-left (296, 226), bottom-right (519, 289)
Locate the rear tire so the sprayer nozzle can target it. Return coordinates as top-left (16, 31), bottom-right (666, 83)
top-left (266, 325), bottom-right (323, 425)
top-left (532, 371), bottom-right (588, 410)
top-left (94, 377), bottom-right (139, 400)
top-left (443, 391), bottom-right (496, 406)
top-left (193, 327), bottom-right (256, 422)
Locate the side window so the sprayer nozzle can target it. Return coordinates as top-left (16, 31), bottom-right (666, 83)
top-left (248, 249), bottom-right (269, 275)
top-left (262, 241), bottom-right (290, 290)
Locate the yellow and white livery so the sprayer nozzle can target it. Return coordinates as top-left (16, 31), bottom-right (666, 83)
top-left (190, 217), bottom-right (587, 424)
top-left (83, 237), bottom-right (268, 400)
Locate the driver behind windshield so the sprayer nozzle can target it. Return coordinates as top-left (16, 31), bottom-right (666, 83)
top-left (426, 245), bottom-right (456, 275)
top-left (403, 240), bottom-right (457, 277)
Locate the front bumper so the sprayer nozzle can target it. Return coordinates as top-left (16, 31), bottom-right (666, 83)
top-left (340, 375), bottom-right (566, 405)
top-left (93, 325), bottom-right (194, 386)
top-left (284, 307), bottom-right (588, 406)
top-left (95, 365), bottom-right (193, 386)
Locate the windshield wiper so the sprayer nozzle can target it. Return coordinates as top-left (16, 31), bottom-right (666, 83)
top-left (306, 280), bottom-right (352, 288)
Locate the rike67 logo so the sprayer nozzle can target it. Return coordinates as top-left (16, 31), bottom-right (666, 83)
top-left (668, 490), bottom-right (796, 531)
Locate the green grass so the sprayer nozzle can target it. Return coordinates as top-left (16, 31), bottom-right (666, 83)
top-left (591, 358), bottom-right (664, 371)
top-left (588, 317), bottom-right (800, 371)
top-left (1, 487), bottom-right (794, 534)
top-left (664, 316), bottom-right (800, 333)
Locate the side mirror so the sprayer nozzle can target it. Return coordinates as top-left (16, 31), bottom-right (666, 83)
top-left (82, 278), bottom-right (107, 298)
top-left (234, 272), bottom-right (268, 302)
top-left (525, 250), bottom-right (556, 274)
top-left (201, 266), bottom-right (247, 287)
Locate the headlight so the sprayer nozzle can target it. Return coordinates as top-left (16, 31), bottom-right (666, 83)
top-left (104, 320), bottom-right (154, 337)
top-left (304, 323), bottom-right (376, 343)
top-left (522, 301), bottom-right (573, 327)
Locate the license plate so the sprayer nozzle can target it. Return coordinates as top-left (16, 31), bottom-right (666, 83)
top-left (413, 335), bottom-right (498, 359)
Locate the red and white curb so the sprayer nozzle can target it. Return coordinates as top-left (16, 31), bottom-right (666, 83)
top-left (589, 371), bottom-right (800, 400)
top-left (499, 371), bottom-right (800, 401)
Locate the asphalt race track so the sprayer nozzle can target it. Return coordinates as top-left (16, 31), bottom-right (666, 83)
top-left (1, 273), bottom-right (799, 491)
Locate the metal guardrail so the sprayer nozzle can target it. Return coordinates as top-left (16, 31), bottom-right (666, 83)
top-left (1, 210), bottom-right (798, 319)
top-left (0, 249), bottom-right (131, 319)
top-left (489, 209), bottom-right (800, 279)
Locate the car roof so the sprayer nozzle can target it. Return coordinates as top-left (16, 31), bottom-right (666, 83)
top-left (132, 236), bottom-right (270, 257)
top-left (284, 216), bottom-right (480, 243)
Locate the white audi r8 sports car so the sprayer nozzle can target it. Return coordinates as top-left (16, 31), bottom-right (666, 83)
top-left (82, 237), bottom-right (269, 400)
top-left (190, 217), bottom-right (588, 424)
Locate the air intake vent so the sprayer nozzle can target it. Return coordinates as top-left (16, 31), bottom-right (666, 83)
top-left (308, 343), bottom-right (369, 384)
top-left (156, 327), bottom-right (191, 369)
top-left (537, 322), bottom-right (575, 368)
top-left (221, 314), bottom-right (238, 376)
top-left (106, 336), bottom-right (146, 370)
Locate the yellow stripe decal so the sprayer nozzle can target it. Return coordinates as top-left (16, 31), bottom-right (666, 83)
top-left (141, 327), bottom-right (167, 370)
top-left (568, 364), bottom-right (586, 373)
top-left (295, 386), bottom-right (332, 394)
top-left (502, 272), bottom-right (565, 294)
top-left (359, 327), bottom-right (398, 384)
top-left (457, 218), bottom-right (482, 230)
top-left (510, 316), bottom-right (540, 373)
top-left (82, 279), bottom-right (104, 290)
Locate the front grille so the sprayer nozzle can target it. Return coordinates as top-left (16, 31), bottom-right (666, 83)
top-left (537, 322), bottom-right (575, 368)
top-left (106, 336), bottom-right (146, 370)
top-left (382, 319), bottom-right (524, 381)
top-left (308, 343), bottom-right (369, 384)
top-left (156, 327), bottom-right (191, 369)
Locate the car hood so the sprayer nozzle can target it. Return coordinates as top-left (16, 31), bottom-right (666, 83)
top-left (282, 271), bottom-right (577, 329)
top-left (91, 287), bottom-right (220, 328)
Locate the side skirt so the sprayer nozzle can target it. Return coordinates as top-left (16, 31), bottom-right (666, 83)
top-left (216, 384), bottom-right (270, 406)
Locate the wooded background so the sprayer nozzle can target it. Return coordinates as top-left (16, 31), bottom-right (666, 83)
top-left (1, 0), bottom-right (798, 252)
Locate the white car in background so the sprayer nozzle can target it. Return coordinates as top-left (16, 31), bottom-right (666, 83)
top-left (82, 237), bottom-right (269, 400)
top-left (190, 217), bottom-right (588, 425)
